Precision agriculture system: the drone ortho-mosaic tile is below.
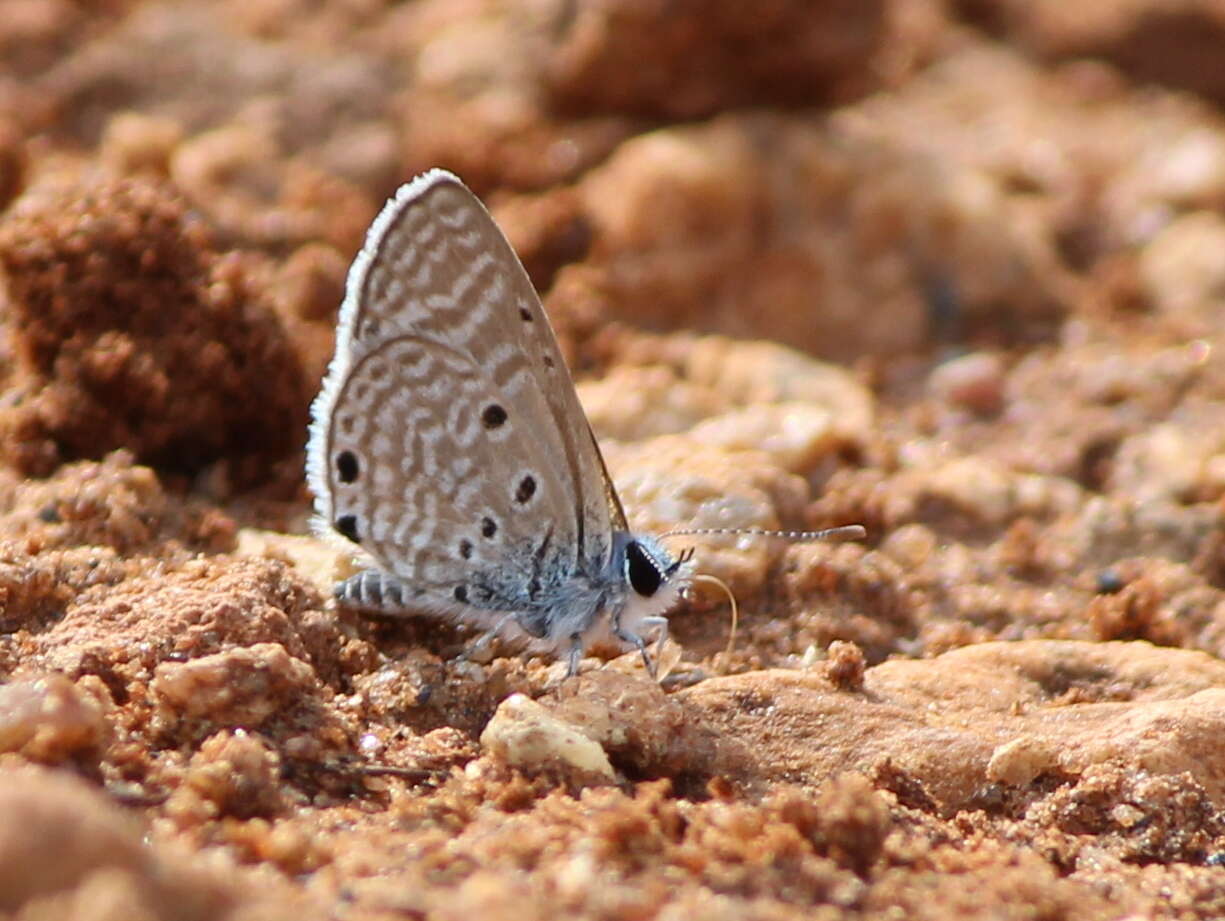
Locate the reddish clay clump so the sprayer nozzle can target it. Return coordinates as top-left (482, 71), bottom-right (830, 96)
top-left (0, 175), bottom-right (308, 486)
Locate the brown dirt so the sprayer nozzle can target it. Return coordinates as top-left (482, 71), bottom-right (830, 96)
top-left (3, 2), bottom-right (1225, 919)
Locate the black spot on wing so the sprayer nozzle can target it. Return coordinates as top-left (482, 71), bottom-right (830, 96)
top-left (336, 450), bottom-right (359, 483)
top-left (482, 404), bottom-right (507, 429)
top-left (515, 474), bottom-right (536, 504)
top-left (335, 514), bottom-right (360, 543)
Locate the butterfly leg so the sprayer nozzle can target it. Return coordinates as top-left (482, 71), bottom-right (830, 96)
top-left (565, 635), bottom-right (584, 678)
top-left (612, 625), bottom-right (652, 679)
top-left (459, 612), bottom-right (517, 664)
top-left (641, 616), bottom-right (669, 665)
top-left (614, 617), bottom-right (669, 679)
top-left (334, 568), bottom-right (413, 612)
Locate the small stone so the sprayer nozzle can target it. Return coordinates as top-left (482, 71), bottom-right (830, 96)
top-left (987, 735), bottom-right (1060, 787)
top-left (929, 351), bottom-right (1006, 415)
top-left (182, 729), bottom-right (285, 819)
top-left (824, 640), bottom-right (866, 691)
top-left (99, 112), bottom-right (184, 176)
top-left (480, 693), bottom-right (616, 784)
top-left (1139, 211), bottom-right (1225, 319)
top-left (0, 674), bottom-right (109, 765)
top-left (151, 643), bottom-right (317, 730)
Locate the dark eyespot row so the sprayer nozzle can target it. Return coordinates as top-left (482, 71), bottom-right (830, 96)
top-left (515, 474), bottom-right (536, 504)
top-left (481, 517), bottom-right (497, 538)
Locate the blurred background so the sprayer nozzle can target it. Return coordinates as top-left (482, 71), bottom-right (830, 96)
top-left (4, 1), bottom-right (1220, 479)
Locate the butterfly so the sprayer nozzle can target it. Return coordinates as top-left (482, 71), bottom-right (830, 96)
top-left (306, 169), bottom-right (693, 677)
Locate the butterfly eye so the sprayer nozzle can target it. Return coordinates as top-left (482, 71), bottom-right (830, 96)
top-left (625, 540), bottom-right (663, 598)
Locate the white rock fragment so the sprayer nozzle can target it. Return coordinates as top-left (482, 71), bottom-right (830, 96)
top-left (479, 693), bottom-right (616, 782)
top-left (986, 734), bottom-right (1060, 787)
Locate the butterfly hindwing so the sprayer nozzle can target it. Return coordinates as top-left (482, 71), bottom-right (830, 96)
top-left (327, 334), bottom-right (587, 615)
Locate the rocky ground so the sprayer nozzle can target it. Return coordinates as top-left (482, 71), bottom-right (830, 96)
top-left (3, 1), bottom-right (1225, 918)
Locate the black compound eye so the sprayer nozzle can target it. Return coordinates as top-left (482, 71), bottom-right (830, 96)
top-left (625, 540), bottom-right (663, 598)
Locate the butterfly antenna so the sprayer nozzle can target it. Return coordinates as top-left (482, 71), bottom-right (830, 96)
top-left (662, 524), bottom-right (867, 542)
top-left (688, 573), bottom-right (739, 669)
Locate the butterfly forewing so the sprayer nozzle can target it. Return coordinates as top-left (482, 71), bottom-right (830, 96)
top-left (308, 170), bottom-right (618, 618)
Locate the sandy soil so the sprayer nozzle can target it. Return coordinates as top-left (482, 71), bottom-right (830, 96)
top-left (3, 1), bottom-right (1225, 918)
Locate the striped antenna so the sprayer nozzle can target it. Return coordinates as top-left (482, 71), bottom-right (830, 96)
top-left (661, 524), bottom-right (866, 542)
